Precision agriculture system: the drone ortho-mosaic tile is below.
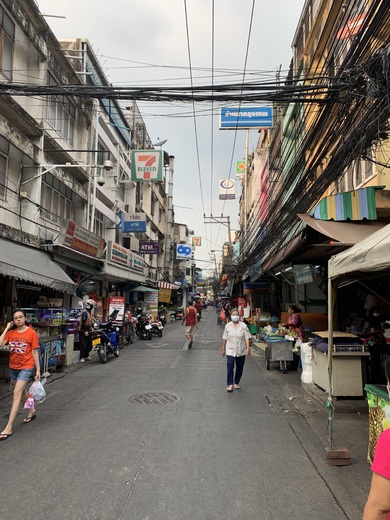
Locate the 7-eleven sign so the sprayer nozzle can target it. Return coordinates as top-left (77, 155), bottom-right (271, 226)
top-left (131, 150), bottom-right (163, 182)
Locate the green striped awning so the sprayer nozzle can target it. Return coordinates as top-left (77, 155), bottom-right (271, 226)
top-left (312, 187), bottom-right (377, 221)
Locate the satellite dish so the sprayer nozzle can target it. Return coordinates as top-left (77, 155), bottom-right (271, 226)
top-left (153, 139), bottom-right (168, 147)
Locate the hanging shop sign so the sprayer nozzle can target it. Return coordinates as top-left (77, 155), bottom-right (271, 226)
top-left (176, 244), bottom-right (192, 259)
top-left (219, 179), bottom-right (235, 200)
top-left (59, 219), bottom-right (105, 258)
top-left (219, 106), bottom-right (273, 129)
top-left (121, 212), bottom-right (147, 233)
top-left (107, 241), bottom-right (130, 267)
top-left (108, 296), bottom-right (125, 325)
top-left (131, 150), bottom-right (163, 182)
top-left (294, 266), bottom-right (313, 285)
top-left (144, 291), bottom-right (159, 312)
top-left (243, 280), bottom-right (269, 293)
top-left (130, 252), bottom-right (145, 274)
top-left (192, 237), bottom-right (201, 247)
top-left (139, 241), bottom-right (160, 254)
top-left (158, 288), bottom-right (172, 303)
top-left (236, 161), bottom-right (246, 177)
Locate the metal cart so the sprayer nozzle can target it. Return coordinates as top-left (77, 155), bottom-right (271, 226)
top-left (264, 339), bottom-right (294, 373)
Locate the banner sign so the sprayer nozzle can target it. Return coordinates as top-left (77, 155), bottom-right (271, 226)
top-left (108, 296), bottom-right (125, 324)
top-left (219, 179), bottom-right (235, 200)
top-left (139, 241), bottom-right (160, 255)
top-left (220, 106), bottom-right (273, 129)
top-left (158, 288), bottom-right (172, 303)
top-left (131, 150), bottom-right (163, 182)
top-left (144, 291), bottom-right (159, 312)
top-left (236, 161), bottom-right (246, 176)
top-left (131, 252), bottom-right (145, 273)
top-left (107, 241), bottom-right (130, 267)
top-left (176, 244), bottom-right (192, 259)
top-left (59, 219), bottom-right (105, 258)
top-left (294, 266), bottom-right (313, 285)
top-left (121, 212), bottom-right (147, 233)
top-left (192, 237), bottom-right (201, 247)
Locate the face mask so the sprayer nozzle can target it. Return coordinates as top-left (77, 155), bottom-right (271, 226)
top-left (231, 316), bottom-right (240, 322)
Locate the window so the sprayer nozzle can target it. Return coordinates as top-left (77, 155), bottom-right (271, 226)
top-left (0, 8), bottom-right (14, 80)
top-left (92, 209), bottom-right (104, 238)
top-left (0, 136), bottom-right (9, 200)
top-left (46, 73), bottom-right (76, 146)
top-left (41, 173), bottom-right (73, 224)
top-left (353, 151), bottom-right (375, 189)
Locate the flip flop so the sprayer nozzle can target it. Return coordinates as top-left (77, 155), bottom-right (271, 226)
top-left (0, 433), bottom-right (12, 441)
top-left (23, 414), bottom-right (36, 424)
top-left (227, 385), bottom-right (233, 392)
top-left (234, 384), bottom-right (241, 389)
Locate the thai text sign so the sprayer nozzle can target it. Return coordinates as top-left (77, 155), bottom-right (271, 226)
top-left (158, 289), bottom-right (172, 303)
top-left (139, 241), bottom-right (160, 254)
top-left (131, 150), bottom-right (163, 182)
top-left (108, 296), bottom-right (125, 324)
top-left (121, 212), bottom-right (147, 233)
top-left (220, 106), bottom-right (273, 129)
top-left (59, 219), bottom-right (105, 258)
top-left (107, 241), bottom-right (130, 267)
top-left (130, 252), bottom-right (145, 273)
top-left (219, 179), bottom-right (235, 200)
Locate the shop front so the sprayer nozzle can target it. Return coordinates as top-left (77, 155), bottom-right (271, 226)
top-left (0, 237), bottom-right (77, 379)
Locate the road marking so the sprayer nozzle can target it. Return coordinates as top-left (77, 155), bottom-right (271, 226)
top-left (169, 353), bottom-right (183, 369)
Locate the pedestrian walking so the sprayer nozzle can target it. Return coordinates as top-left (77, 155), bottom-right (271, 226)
top-left (216, 300), bottom-right (223, 325)
top-left (363, 428), bottom-right (390, 519)
top-left (78, 299), bottom-right (94, 362)
top-left (221, 308), bottom-right (251, 392)
top-left (0, 309), bottom-right (41, 441)
top-left (182, 300), bottom-right (198, 348)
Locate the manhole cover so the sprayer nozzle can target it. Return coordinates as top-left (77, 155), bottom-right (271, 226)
top-left (128, 392), bottom-right (182, 405)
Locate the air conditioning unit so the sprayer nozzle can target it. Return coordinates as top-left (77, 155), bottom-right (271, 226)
top-left (128, 236), bottom-right (139, 252)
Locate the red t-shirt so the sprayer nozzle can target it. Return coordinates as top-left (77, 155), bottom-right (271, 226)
top-left (185, 307), bottom-right (197, 326)
top-left (371, 428), bottom-right (390, 520)
top-left (5, 327), bottom-right (39, 370)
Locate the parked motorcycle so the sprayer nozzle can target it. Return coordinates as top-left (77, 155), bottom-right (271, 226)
top-left (175, 307), bottom-right (184, 320)
top-left (92, 311), bottom-right (121, 363)
top-left (150, 317), bottom-right (164, 337)
top-left (158, 309), bottom-right (167, 327)
top-left (135, 314), bottom-right (153, 340)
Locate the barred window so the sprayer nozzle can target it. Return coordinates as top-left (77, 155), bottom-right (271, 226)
top-left (46, 73), bottom-right (76, 146)
top-left (0, 135), bottom-right (9, 200)
top-left (41, 172), bottom-right (73, 224)
top-left (0, 8), bottom-right (14, 80)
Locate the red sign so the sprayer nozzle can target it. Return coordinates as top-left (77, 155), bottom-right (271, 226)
top-left (59, 219), bottom-right (105, 258)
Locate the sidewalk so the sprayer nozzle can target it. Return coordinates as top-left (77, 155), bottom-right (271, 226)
top-left (250, 339), bottom-right (370, 466)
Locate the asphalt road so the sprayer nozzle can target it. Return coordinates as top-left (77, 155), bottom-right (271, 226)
top-left (0, 308), bottom-right (370, 520)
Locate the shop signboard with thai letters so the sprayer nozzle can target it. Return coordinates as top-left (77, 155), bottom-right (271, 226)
top-left (220, 106), bottom-right (273, 129)
top-left (131, 150), bottom-right (163, 182)
top-left (158, 288), bottom-right (172, 303)
top-left (58, 219), bottom-right (105, 258)
top-left (107, 241), bottom-right (130, 267)
top-left (130, 252), bottom-right (145, 274)
top-left (108, 296), bottom-right (125, 325)
top-left (144, 291), bottom-right (159, 312)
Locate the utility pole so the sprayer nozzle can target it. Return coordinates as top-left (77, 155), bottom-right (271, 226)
top-left (164, 155), bottom-right (175, 281)
top-left (204, 215), bottom-right (232, 258)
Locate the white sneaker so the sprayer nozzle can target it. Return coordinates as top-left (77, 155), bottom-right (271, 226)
top-left (80, 358), bottom-right (85, 363)
top-left (86, 356), bottom-right (92, 361)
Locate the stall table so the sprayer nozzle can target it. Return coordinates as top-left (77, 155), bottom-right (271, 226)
top-left (264, 335), bottom-right (294, 373)
top-left (311, 331), bottom-right (369, 397)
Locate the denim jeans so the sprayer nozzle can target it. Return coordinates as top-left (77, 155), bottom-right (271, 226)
top-left (226, 355), bottom-right (246, 385)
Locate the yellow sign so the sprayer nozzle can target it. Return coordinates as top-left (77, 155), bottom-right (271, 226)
top-left (192, 237), bottom-right (201, 247)
top-left (158, 288), bottom-right (172, 303)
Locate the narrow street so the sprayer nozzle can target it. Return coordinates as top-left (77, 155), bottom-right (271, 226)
top-left (0, 308), bottom-right (371, 520)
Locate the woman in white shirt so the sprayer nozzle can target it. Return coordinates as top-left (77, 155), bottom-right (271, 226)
top-left (221, 309), bottom-right (251, 392)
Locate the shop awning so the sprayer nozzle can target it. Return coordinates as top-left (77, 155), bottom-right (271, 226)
top-left (0, 238), bottom-right (76, 293)
top-left (158, 281), bottom-right (180, 290)
top-left (298, 214), bottom-right (386, 245)
top-left (130, 285), bottom-right (159, 293)
top-left (51, 253), bottom-right (101, 276)
top-left (312, 186), bottom-right (378, 221)
top-left (329, 223), bottom-right (390, 280)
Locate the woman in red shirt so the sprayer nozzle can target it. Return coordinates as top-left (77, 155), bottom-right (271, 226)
top-left (0, 309), bottom-right (41, 441)
top-left (182, 300), bottom-right (198, 348)
top-left (363, 428), bottom-right (390, 519)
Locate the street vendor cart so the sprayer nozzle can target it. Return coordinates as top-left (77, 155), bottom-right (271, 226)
top-left (263, 334), bottom-right (295, 373)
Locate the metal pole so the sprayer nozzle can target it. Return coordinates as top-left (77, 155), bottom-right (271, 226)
top-left (164, 155), bottom-right (175, 281)
top-left (244, 129), bottom-right (249, 247)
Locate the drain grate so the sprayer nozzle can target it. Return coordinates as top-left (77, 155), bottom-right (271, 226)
top-left (128, 392), bottom-right (182, 405)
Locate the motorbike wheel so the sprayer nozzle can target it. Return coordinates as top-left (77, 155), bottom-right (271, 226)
top-left (97, 339), bottom-right (109, 364)
top-left (135, 328), bottom-right (140, 338)
top-left (147, 331), bottom-right (152, 340)
top-left (114, 344), bottom-right (120, 357)
top-left (157, 330), bottom-right (162, 337)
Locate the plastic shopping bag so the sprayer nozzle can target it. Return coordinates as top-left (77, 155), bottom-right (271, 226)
top-left (29, 379), bottom-right (46, 404)
top-left (219, 309), bottom-right (226, 322)
top-left (24, 394), bottom-right (35, 410)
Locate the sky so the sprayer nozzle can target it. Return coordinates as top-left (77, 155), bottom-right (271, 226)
top-left (37, 0), bottom-right (305, 276)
